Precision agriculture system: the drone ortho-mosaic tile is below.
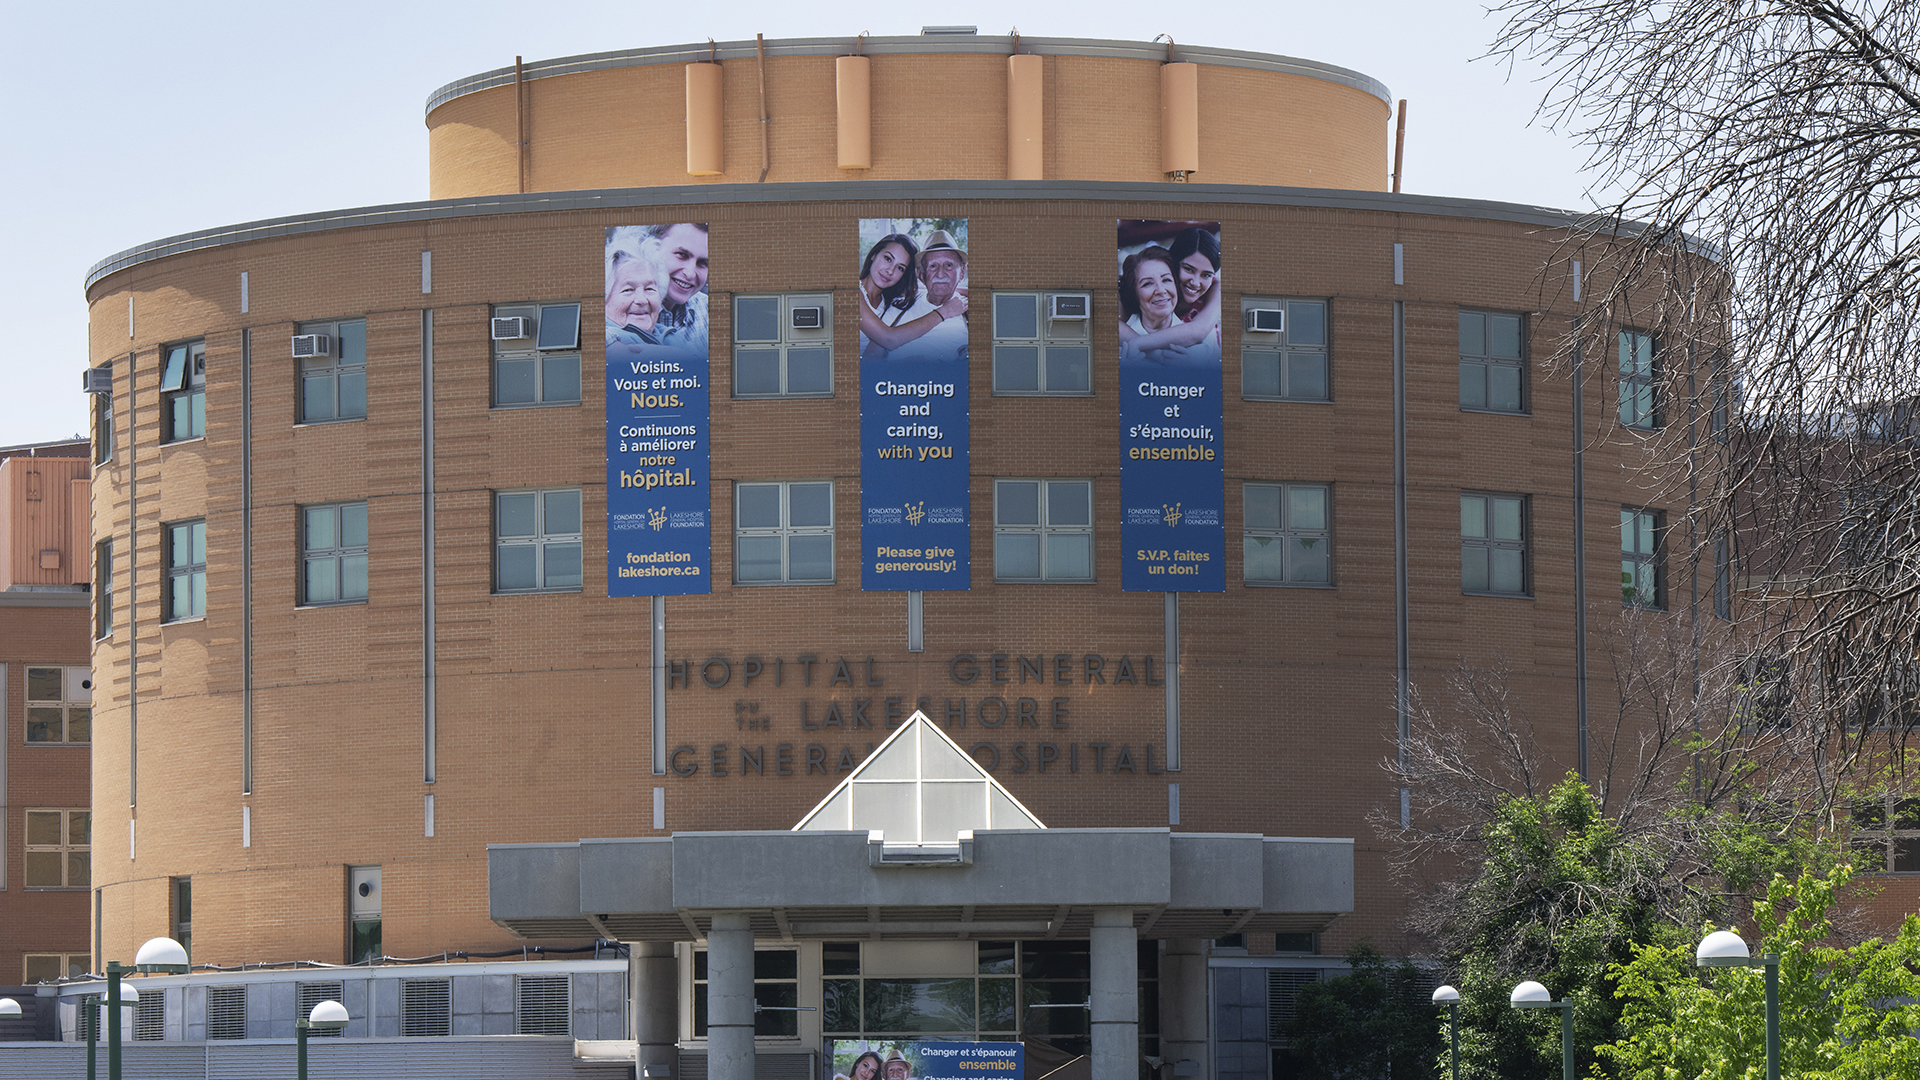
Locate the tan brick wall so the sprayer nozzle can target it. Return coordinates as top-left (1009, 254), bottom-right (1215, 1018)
top-left (83, 195), bottom-right (1709, 966)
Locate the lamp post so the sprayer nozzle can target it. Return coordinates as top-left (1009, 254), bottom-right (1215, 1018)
top-left (1432, 984), bottom-right (1460, 1080)
top-left (1697, 929), bottom-right (1780, 1080)
top-left (85, 983), bottom-right (135, 1080)
top-left (1509, 980), bottom-right (1574, 1080)
top-left (0, 997), bottom-right (18, 1017)
top-left (296, 999), bottom-right (350, 1080)
top-left (97, 936), bottom-right (191, 1080)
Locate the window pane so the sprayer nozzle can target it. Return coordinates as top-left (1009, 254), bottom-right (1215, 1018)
top-left (1489, 364), bottom-right (1522, 411)
top-left (191, 572), bottom-right (207, 617)
top-left (1289, 486), bottom-right (1327, 530)
top-left (737, 536), bottom-right (783, 581)
top-left (1462, 547), bottom-right (1490, 592)
top-left (994, 293), bottom-right (1039, 339)
top-left (1458, 311), bottom-right (1485, 356)
top-left (543, 541), bottom-right (582, 588)
top-left (786, 348), bottom-right (832, 394)
top-left (191, 522), bottom-right (207, 563)
top-left (26, 708), bottom-right (61, 741)
top-left (497, 493), bottom-right (537, 537)
top-left (544, 490), bottom-right (582, 536)
top-left (1287, 353), bottom-right (1328, 401)
top-left (536, 304), bottom-right (581, 350)
top-left (497, 545), bottom-right (537, 591)
top-left (787, 535), bottom-right (834, 581)
top-left (825, 942), bottom-right (862, 976)
top-left (341, 554), bottom-right (369, 601)
top-left (1288, 301), bottom-right (1326, 346)
top-left (303, 375), bottom-right (336, 421)
top-left (1492, 498), bottom-right (1522, 541)
top-left (1045, 347), bottom-right (1090, 392)
top-left (735, 350), bottom-right (781, 396)
top-left (1047, 482), bottom-right (1091, 526)
top-left (337, 320), bottom-right (367, 364)
top-left (27, 667), bottom-right (61, 701)
top-left (1488, 314), bottom-right (1521, 358)
top-left (305, 557), bottom-right (338, 604)
top-left (1245, 536), bottom-right (1284, 582)
top-left (1243, 352), bottom-right (1281, 398)
top-left (67, 708), bottom-right (91, 743)
top-left (24, 852), bottom-right (60, 887)
top-left (497, 358), bottom-right (536, 404)
top-left (1620, 510), bottom-right (1637, 550)
top-left (1491, 548), bottom-right (1523, 593)
top-left (305, 506), bottom-right (337, 552)
top-left (737, 485), bottom-right (782, 529)
top-left (1244, 485), bottom-right (1282, 531)
top-left (68, 852), bottom-right (90, 888)
top-left (994, 346), bottom-right (1040, 392)
top-left (162, 346), bottom-right (188, 391)
top-left (788, 483), bottom-right (833, 528)
top-left (1461, 496), bottom-right (1487, 538)
top-left (996, 533), bottom-right (1041, 579)
top-left (1047, 533), bottom-right (1093, 580)
top-left (1638, 514), bottom-right (1657, 553)
top-left (1459, 362), bottom-right (1487, 409)
top-left (753, 950), bottom-right (798, 980)
top-left (170, 576), bottom-right (195, 620)
top-left (542, 355), bottom-right (581, 403)
top-left (978, 942), bottom-right (1015, 975)
top-left (1289, 536), bottom-right (1331, 583)
top-left (189, 393), bottom-right (206, 438)
top-left (823, 980), bottom-right (860, 1033)
top-left (754, 983), bottom-right (799, 1037)
top-left (340, 503), bottom-right (369, 548)
top-left (998, 482), bottom-right (1040, 526)
top-left (864, 978), bottom-right (976, 1033)
top-left (27, 812), bottom-right (61, 846)
top-left (980, 978), bottom-right (1017, 1031)
top-left (735, 297), bottom-right (781, 343)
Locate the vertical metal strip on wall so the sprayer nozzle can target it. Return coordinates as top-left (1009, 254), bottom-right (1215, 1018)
top-left (423, 309), bottom-right (437, 785)
top-left (651, 596), bottom-right (666, 776)
top-left (127, 350), bottom-right (138, 814)
top-left (1165, 592), bottom-right (1181, 771)
top-left (241, 328), bottom-right (254, 795)
top-left (1571, 316), bottom-right (1589, 779)
top-left (1393, 299), bottom-right (1410, 827)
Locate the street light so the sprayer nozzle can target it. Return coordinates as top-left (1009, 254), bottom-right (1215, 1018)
top-left (85, 983), bottom-right (136, 1080)
top-left (98, 936), bottom-right (190, 1080)
top-left (0, 998), bottom-right (19, 1017)
top-left (1697, 929), bottom-right (1780, 1080)
top-left (296, 999), bottom-right (350, 1080)
top-left (1432, 984), bottom-right (1460, 1080)
top-left (1509, 980), bottom-right (1574, 1080)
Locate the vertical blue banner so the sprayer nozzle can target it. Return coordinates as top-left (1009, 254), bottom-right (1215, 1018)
top-left (604, 224), bottom-right (712, 596)
top-left (858, 218), bottom-right (972, 591)
top-left (1118, 220), bottom-right (1226, 592)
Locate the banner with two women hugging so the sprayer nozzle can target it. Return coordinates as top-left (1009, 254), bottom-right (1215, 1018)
top-left (1117, 220), bottom-right (1226, 592)
top-left (858, 218), bottom-right (972, 591)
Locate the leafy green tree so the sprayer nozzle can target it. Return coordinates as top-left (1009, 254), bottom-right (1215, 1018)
top-left (1286, 944), bottom-right (1442, 1080)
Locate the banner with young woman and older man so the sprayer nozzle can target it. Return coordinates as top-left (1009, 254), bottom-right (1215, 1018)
top-left (1117, 219), bottom-right (1226, 592)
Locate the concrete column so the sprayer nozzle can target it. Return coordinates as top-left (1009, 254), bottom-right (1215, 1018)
top-left (1090, 909), bottom-right (1139, 1079)
top-left (706, 913), bottom-right (755, 1080)
top-left (632, 942), bottom-right (677, 1078)
top-left (1159, 938), bottom-right (1209, 1078)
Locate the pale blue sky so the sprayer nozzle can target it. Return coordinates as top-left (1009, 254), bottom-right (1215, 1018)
top-left (0, 0), bottom-right (1603, 446)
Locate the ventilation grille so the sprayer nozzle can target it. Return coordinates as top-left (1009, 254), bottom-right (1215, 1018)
top-left (1266, 968), bottom-right (1322, 1041)
top-left (134, 991), bottom-right (165, 1041)
top-left (402, 978), bottom-right (452, 1037)
top-left (516, 975), bottom-right (571, 1035)
top-left (206, 985), bottom-right (246, 1040)
top-left (296, 981), bottom-right (345, 1038)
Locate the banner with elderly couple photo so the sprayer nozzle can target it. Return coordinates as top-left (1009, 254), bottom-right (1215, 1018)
top-left (1117, 219), bottom-right (1226, 592)
top-left (604, 223), bottom-right (712, 596)
top-left (858, 218), bottom-right (972, 591)
top-left (826, 1039), bottom-right (1024, 1080)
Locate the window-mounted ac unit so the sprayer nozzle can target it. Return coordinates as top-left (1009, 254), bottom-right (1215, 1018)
top-left (790, 306), bottom-right (824, 330)
top-left (81, 366), bottom-right (113, 395)
top-left (291, 334), bottom-right (332, 359)
top-left (1049, 294), bottom-right (1091, 320)
top-left (491, 316), bottom-right (531, 341)
top-left (1244, 308), bottom-right (1285, 334)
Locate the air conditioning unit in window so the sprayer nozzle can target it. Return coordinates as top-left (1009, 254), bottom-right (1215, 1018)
top-left (491, 316), bottom-right (531, 340)
top-left (81, 366), bottom-right (113, 395)
top-left (1244, 308), bottom-right (1285, 334)
top-left (790, 306), bottom-right (824, 330)
top-left (291, 334), bottom-right (332, 359)
top-left (1049, 294), bottom-right (1091, 320)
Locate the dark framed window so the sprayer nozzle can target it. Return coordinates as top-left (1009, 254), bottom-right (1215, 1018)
top-left (494, 489), bottom-right (583, 593)
top-left (24, 809), bottom-right (88, 888)
top-left (1459, 310), bottom-right (1525, 413)
top-left (25, 666), bottom-right (89, 744)
top-left (695, 948), bottom-right (799, 1037)
top-left (734, 481), bottom-right (834, 584)
top-left (493, 303), bottom-right (583, 407)
top-left (733, 295), bottom-right (833, 397)
top-left (301, 502), bottom-right (368, 605)
top-left (1244, 483), bottom-right (1332, 585)
top-left (164, 519), bottom-right (207, 621)
top-left (1242, 298), bottom-right (1329, 402)
top-left (95, 540), bottom-right (113, 639)
top-left (994, 479), bottom-right (1093, 582)
top-left (161, 341), bottom-right (206, 443)
top-left (992, 293), bottom-right (1091, 394)
top-left (1462, 493), bottom-right (1528, 596)
top-left (1621, 507), bottom-right (1665, 608)
top-left (1618, 329), bottom-right (1658, 429)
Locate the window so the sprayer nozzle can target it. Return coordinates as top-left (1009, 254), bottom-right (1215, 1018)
top-left (164, 519), bottom-right (207, 621)
top-left (161, 341), bottom-right (206, 442)
top-left (734, 481), bottom-right (834, 584)
top-left (93, 383), bottom-right (113, 464)
top-left (206, 986), bottom-right (246, 1040)
top-left (297, 982), bottom-right (345, 1038)
top-left (1619, 329), bottom-right (1658, 429)
top-left (24, 954), bottom-right (87, 983)
top-left (24, 809), bottom-right (88, 888)
top-left (695, 948), bottom-right (798, 1037)
top-left (296, 318), bottom-right (366, 422)
top-left (26, 666), bottom-right (89, 744)
top-left (1621, 508), bottom-right (1665, 608)
top-left (349, 866), bottom-right (381, 964)
top-left (994, 479), bottom-right (1093, 582)
top-left (1244, 483), bottom-right (1332, 585)
top-left (493, 303), bottom-right (583, 407)
top-left (95, 540), bottom-right (113, 639)
top-left (1733, 654), bottom-right (1791, 730)
top-left (991, 293), bottom-right (1090, 394)
top-left (301, 502), bottom-right (368, 605)
top-left (1708, 350), bottom-right (1731, 442)
top-left (733, 294), bottom-right (833, 397)
top-left (1852, 797), bottom-right (1920, 873)
top-left (1461, 493), bottom-right (1528, 596)
top-left (402, 979), bottom-right (452, 1037)
top-left (1242, 298), bottom-right (1329, 401)
top-left (494, 489), bottom-right (583, 593)
top-left (173, 878), bottom-right (193, 962)
top-left (516, 975), bottom-right (571, 1035)
top-left (1459, 310), bottom-right (1525, 412)
top-left (1713, 535), bottom-right (1732, 620)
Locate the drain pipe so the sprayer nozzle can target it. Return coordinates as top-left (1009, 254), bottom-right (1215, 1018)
top-left (756, 34), bottom-right (771, 182)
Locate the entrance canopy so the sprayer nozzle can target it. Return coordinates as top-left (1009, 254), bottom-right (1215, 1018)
top-left (490, 713), bottom-right (1352, 942)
